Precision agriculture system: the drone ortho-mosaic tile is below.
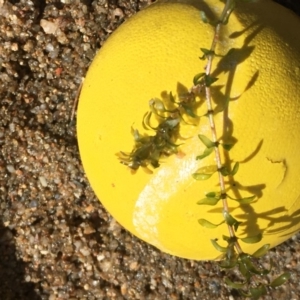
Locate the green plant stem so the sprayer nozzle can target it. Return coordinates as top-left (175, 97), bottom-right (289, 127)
top-left (202, 0), bottom-right (243, 255)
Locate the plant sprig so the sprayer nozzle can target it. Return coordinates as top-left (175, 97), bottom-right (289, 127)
top-left (118, 91), bottom-right (200, 172)
top-left (194, 0), bottom-right (290, 297)
top-left (118, 0), bottom-right (290, 297)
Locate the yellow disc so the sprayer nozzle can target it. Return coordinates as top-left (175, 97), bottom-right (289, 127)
top-left (77, 0), bottom-right (300, 260)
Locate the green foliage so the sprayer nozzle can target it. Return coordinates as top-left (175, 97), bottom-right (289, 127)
top-left (197, 192), bottom-right (221, 205)
top-left (118, 117), bottom-right (180, 170)
top-left (119, 0), bottom-right (290, 297)
top-left (210, 234), bottom-right (290, 298)
top-left (252, 244), bottom-right (270, 258)
top-left (240, 233), bottom-right (262, 244)
top-left (194, 0), bottom-right (290, 297)
top-left (193, 72), bottom-right (218, 87)
top-left (200, 11), bottom-right (209, 23)
top-left (118, 92), bottom-right (200, 171)
top-left (198, 134), bottom-right (215, 148)
top-left (193, 165), bottom-right (218, 180)
top-left (198, 218), bottom-right (224, 228)
top-left (270, 272), bottom-right (291, 287)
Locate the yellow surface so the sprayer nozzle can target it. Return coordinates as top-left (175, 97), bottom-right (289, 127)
top-left (77, 0), bottom-right (300, 260)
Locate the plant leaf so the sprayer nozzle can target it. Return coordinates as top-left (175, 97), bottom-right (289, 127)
top-left (249, 285), bottom-right (268, 299)
top-left (192, 172), bottom-right (213, 180)
top-left (239, 290), bottom-right (252, 298)
top-left (223, 211), bottom-right (241, 231)
top-left (222, 235), bottom-right (230, 242)
top-left (199, 48), bottom-right (215, 60)
top-left (196, 147), bottom-right (214, 160)
top-left (240, 233), bottom-right (262, 244)
top-left (246, 261), bottom-right (270, 276)
top-left (221, 0), bottom-right (236, 25)
top-left (211, 239), bottom-right (227, 252)
top-left (252, 244), bottom-right (270, 258)
top-left (206, 191), bottom-right (218, 198)
top-left (198, 134), bottom-right (215, 148)
top-left (193, 72), bottom-right (205, 85)
top-left (219, 259), bottom-right (237, 269)
top-left (192, 165), bottom-right (217, 180)
top-left (221, 143), bottom-right (234, 151)
top-left (239, 253), bottom-right (269, 277)
top-left (149, 98), bottom-right (166, 112)
top-left (224, 277), bottom-right (246, 289)
top-left (131, 128), bottom-right (141, 141)
top-left (181, 103), bottom-right (198, 118)
top-left (238, 253), bottom-right (268, 277)
top-left (200, 48), bottom-right (214, 55)
top-left (204, 75), bottom-right (218, 87)
top-left (219, 166), bottom-right (230, 176)
top-left (270, 272), bottom-right (291, 287)
top-left (219, 162), bottom-right (239, 176)
top-left (197, 197), bottom-right (220, 205)
top-left (200, 11), bottom-right (208, 23)
top-left (238, 258), bottom-right (251, 279)
top-left (198, 219), bottom-right (224, 228)
top-left (142, 111), bottom-right (156, 130)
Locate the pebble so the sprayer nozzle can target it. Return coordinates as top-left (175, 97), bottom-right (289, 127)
top-left (40, 19), bottom-right (59, 35)
top-left (38, 176), bottom-right (48, 187)
top-left (6, 165), bottom-right (15, 173)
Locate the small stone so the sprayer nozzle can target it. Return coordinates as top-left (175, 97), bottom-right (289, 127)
top-left (80, 248), bottom-right (91, 256)
top-left (85, 204), bottom-right (95, 213)
top-left (40, 19), bottom-right (59, 35)
top-left (6, 165), bottom-right (15, 173)
top-left (97, 254), bottom-right (105, 261)
top-left (11, 42), bottom-right (18, 51)
top-left (121, 283), bottom-right (127, 296)
top-left (9, 123), bottom-right (15, 132)
top-left (39, 176), bottom-right (48, 187)
top-left (129, 261), bottom-right (139, 271)
top-left (113, 8), bottom-right (124, 18)
top-left (23, 40), bottom-right (34, 52)
top-left (83, 225), bottom-right (95, 235)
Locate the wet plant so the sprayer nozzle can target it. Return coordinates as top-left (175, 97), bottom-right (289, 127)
top-left (118, 0), bottom-right (290, 297)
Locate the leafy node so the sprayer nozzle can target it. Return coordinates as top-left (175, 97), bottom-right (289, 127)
top-left (119, 91), bottom-right (200, 171)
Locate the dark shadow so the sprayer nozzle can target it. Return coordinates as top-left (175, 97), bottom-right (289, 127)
top-left (274, 0), bottom-right (300, 15)
top-left (234, 206), bottom-right (287, 236)
top-left (209, 22), bottom-right (265, 237)
top-left (234, 205), bottom-right (300, 238)
top-left (265, 208), bottom-right (300, 237)
top-left (0, 221), bottom-right (41, 299)
top-left (239, 139), bottom-right (263, 164)
top-left (228, 181), bottom-right (266, 200)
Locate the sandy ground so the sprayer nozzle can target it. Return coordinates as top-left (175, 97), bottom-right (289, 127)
top-left (0, 0), bottom-right (300, 299)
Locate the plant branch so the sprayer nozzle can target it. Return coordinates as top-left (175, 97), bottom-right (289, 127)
top-left (202, 0), bottom-right (243, 254)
